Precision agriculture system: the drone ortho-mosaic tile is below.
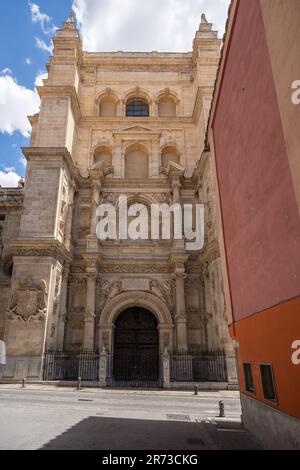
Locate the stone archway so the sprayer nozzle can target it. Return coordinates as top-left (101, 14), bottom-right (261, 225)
top-left (98, 291), bottom-right (174, 354)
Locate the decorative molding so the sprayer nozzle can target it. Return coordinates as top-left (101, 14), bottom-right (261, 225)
top-left (99, 290), bottom-right (174, 328)
top-left (102, 264), bottom-right (170, 274)
top-left (150, 279), bottom-right (174, 312)
top-left (98, 280), bottom-right (123, 310)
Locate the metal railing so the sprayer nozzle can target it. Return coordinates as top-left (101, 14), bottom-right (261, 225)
top-left (43, 348), bottom-right (227, 384)
top-left (170, 349), bottom-right (227, 382)
top-left (43, 349), bottom-right (99, 381)
top-left (106, 351), bottom-right (163, 389)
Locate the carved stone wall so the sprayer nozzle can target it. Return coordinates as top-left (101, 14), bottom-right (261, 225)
top-left (0, 15), bottom-right (236, 383)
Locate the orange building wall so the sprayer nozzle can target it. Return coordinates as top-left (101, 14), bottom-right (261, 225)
top-left (231, 296), bottom-right (300, 420)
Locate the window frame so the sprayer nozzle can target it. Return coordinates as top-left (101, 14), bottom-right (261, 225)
top-left (126, 98), bottom-right (150, 117)
top-left (243, 362), bottom-right (255, 394)
top-left (259, 363), bottom-right (278, 404)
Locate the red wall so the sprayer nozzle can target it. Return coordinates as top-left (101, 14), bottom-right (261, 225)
top-left (212, 0), bottom-right (300, 321)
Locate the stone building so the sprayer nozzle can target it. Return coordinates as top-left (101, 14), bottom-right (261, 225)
top-left (0, 14), bottom-right (236, 386)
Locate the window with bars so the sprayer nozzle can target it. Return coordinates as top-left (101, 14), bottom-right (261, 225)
top-left (126, 99), bottom-right (149, 117)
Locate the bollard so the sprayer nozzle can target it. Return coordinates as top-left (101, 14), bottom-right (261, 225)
top-left (77, 377), bottom-right (82, 391)
top-left (219, 400), bottom-right (225, 418)
top-left (194, 385), bottom-right (198, 396)
top-left (22, 378), bottom-right (26, 389)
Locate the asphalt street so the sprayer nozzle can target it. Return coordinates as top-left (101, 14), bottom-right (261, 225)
top-left (0, 385), bottom-right (261, 450)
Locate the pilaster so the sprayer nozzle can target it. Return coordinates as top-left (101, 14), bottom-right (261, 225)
top-left (170, 253), bottom-right (189, 352)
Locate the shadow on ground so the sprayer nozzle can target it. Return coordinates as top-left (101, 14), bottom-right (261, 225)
top-left (40, 416), bottom-right (261, 450)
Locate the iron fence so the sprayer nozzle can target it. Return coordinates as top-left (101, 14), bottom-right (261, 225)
top-left (43, 349), bottom-right (99, 381)
top-left (170, 349), bottom-right (227, 382)
top-left (43, 349), bottom-right (228, 384)
top-left (106, 351), bottom-right (163, 389)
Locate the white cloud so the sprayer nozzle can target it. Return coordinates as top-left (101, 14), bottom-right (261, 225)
top-left (28, 2), bottom-right (57, 35)
top-left (0, 68), bottom-right (12, 75)
top-left (0, 170), bottom-right (22, 188)
top-left (72, 0), bottom-right (230, 52)
top-left (35, 71), bottom-right (48, 87)
top-left (35, 36), bottom-right (53, 54)
top-left (0, 73), bottom-right (40, 137)
top-left (3, 166), bottom-right (16, 173)
top-left (29, 2), bottom-right (50, 26)
top-left (25, 58), bottom-right (32, 65)
top-left (20, 156), bottom-right (27, 168)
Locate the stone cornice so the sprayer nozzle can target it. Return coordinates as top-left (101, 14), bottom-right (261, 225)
top-left (28, 114), bottom-right (39, 126)
top-left (81, 52), bottom-right (193, 70)
top-left (79, 116), bottom-right (193, 125)
top-left (22, 147), bottom-right (80, 182)
top-left (8, 238), bottom-right (73, 265)
top-left (0, 189), bottom-right (24, 208)
top-left (77, 176), bottom-right (194, 192)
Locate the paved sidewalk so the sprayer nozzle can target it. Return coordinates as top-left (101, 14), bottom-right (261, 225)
top-left (0, 382), bottom-right (240, 398)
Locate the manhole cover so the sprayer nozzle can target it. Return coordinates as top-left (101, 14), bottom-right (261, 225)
top-left (187, 438), bottom-right (205, 447)
top-left (167, 414), bottom-right (191, 421)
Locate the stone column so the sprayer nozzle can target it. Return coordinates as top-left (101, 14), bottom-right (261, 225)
top-left (113, 142), bottom-right (122, 178)
top-left (90, 180), bottom-right (101, 236)
top-left (175, 273), bottom-right (188, 351)
top-left (150, 99), bottom-right (155, 117)
top-left (150, 141), bottom-right (160, 177)
top-left (55, 265), bottom-right (69, 350)
top-left (64, 182), bottom-right (76, 251)
top-left (171, 175), bottom-right (185, 250)
top-left (83, 270), bottom-right (96, 350)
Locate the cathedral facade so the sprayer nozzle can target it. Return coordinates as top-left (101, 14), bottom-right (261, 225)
top-left (0, 14), bottom-right (237, 387)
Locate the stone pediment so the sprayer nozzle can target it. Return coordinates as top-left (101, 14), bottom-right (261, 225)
top-left (114, 125), bottom-right (160, 135)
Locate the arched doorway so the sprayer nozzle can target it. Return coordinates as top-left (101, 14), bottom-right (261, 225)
top-left (113, 307), bottom-right (159, 384)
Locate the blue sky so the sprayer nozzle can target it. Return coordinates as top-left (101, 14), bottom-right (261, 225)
top-left (0, 0), bottom-right (229, 187)
top-left (0, 1), bottom-right (72, 186)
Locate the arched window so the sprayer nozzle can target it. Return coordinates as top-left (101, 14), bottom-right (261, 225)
top-left (125, 145), bottom-right (149, 178)
top-left (94, 146), bottom-right (112, 167)
top-left (99, 97), bottom-right (117, 117)
top-left (158, 96), bottom-right (176, 116)
top-left (126, 99), bottom-right (149, 117)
